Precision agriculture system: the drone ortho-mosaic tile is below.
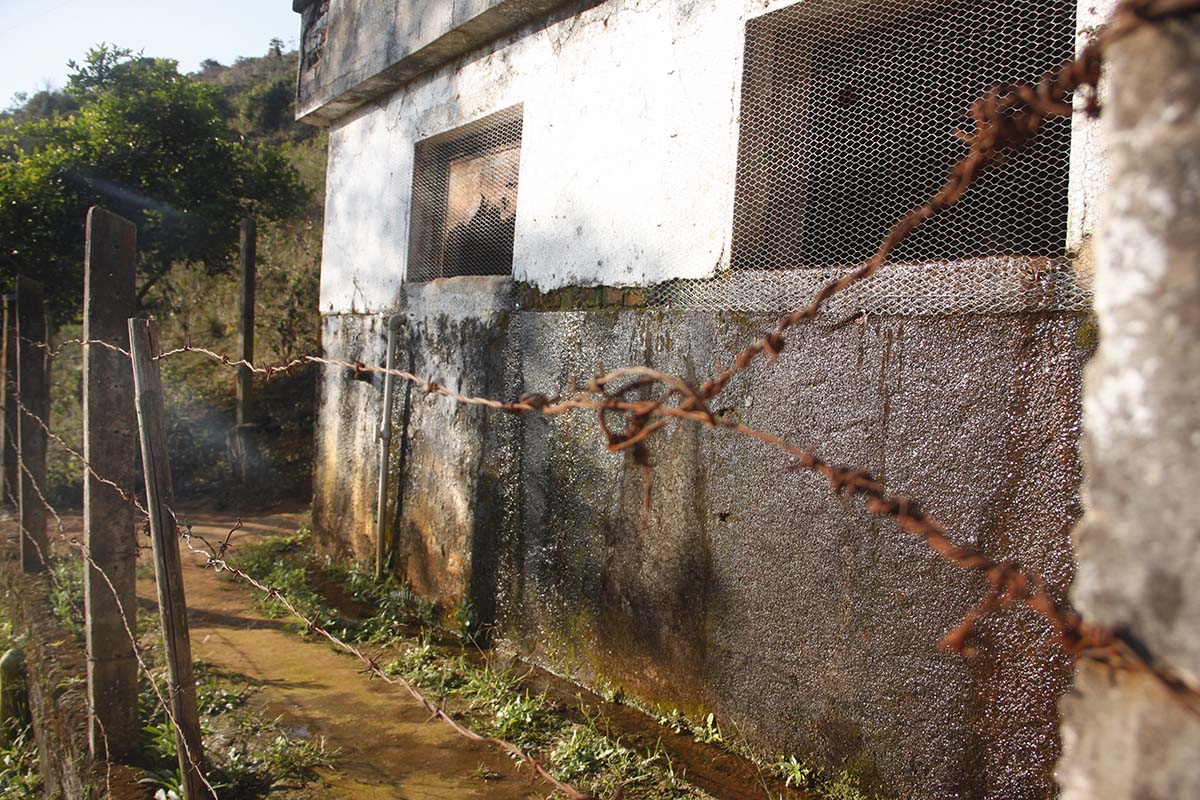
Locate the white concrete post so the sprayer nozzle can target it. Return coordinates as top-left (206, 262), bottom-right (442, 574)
top-left (1058, 14), bottom-right (1200, 800)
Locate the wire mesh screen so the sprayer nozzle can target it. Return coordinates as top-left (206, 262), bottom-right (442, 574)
top-left (646, 256), bottom-right (1093, 316)
top-left (731, 0), bottom-right (1077, 271)
top-left (407, 105), bottom-right (523, 282)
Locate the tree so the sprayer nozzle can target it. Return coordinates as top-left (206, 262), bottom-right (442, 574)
top-left (242, 78), bottom-right (294, 133)
top-left (0, 45), bottom-right (307, 321)
top-left (1, 88), bottom-right (79, 123)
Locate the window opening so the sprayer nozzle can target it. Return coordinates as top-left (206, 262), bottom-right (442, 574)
top-left (407, 105), bottom-right (523, 282)
top-left (731, 0), bottom-right (1077, 270)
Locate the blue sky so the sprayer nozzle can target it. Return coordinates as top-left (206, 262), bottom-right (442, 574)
top-left (0, 0), bottom-right (300, 108)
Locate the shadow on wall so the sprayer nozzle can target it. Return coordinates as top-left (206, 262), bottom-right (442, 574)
top-left (313, 196), bottom-right (1090, 799)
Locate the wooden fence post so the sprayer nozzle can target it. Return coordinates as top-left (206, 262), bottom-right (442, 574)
top-left (82, 207), bottom-right (140, 760)
top-left (1, 294), bottom-right (18, 509)
top-left (15, 277), bottom-right (48, 573)
top-left (128, 318), bottom-right (207, 800)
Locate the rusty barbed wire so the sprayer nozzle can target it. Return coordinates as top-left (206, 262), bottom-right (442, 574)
top-left (11, 394), bottom-right (147, 515)
top-left (1, 420), bottom-right (219, 797)
top-left (142, 340), bottom-right (1200, 714)
top-left (18, 335), bottom-right (130, 359)
top-left (172, 516), bottom-right (599, 800)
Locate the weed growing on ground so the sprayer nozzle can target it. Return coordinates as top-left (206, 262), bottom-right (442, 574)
top-left (234, 531), bottom-right (709, 799)
top-left (470, 762), bottom-right (504, 781)
top-left (768, 755), bottom-right (876, 800)
top-left (47, 558), bottom-right (84, 640)
top-left (691, 712), bottom-right (723, 745)
top-left (654, 708), bottom-right (690, 735)
top-left (139, 662), bottom-right (335, 799)
top-left (0, 620), bottom-right (40, 798)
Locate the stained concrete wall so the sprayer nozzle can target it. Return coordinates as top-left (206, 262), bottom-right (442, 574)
top-left (303, 0), bottom-right (1119, 796)
top-left (316, 0), bottom-right (1105, 313)
top-left (1057, 16), bottom-right (1200, 800)
top-left (296, 0), bottom-right (583, 124)
top-left (313, 288), bottom-right (1091, 799)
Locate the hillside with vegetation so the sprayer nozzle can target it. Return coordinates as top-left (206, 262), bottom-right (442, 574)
top-left (1, 42), bottom-right (328, 504)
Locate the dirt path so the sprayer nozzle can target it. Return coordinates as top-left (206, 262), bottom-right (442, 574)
top-left (137, 508), bottom-right (544, 800)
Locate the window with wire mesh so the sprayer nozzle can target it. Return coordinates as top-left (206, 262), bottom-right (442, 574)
top-left (407, 106), bottom-right (523, 282)
top-left (731, 0), bottom-right (1077, 270)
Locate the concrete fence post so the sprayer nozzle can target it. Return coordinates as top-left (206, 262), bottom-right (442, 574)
top-left (1, 295), bottom-right (18, 509)
top-left (15, 276), bottom-right (48, 573)
top-left (236, 217), bottom-right (256, 427)
top-left (1058, 15), bottom-right (1200, 800)
top-left (82, 207), bottom-right (140, 760)
top-left (227, 218), bottom-right (263, 489)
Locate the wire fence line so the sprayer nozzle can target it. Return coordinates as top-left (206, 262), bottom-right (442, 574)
top-left (2, 476), bottom-right (118, 800)
top-left (5, 368), bottom-right (593, 798)
top-left (1, 415), bottom-right (221, 799)
top-left (4, 0), bottom-right (1200, 796)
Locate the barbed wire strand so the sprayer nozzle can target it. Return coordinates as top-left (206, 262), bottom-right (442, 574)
top-left (2, 419), bottom-right (219, 798)
top-left (12, 395), bottom-right (147, 514)
top-left (9, 391), bottom-right (591, 799)
top-left (18, 335), bottom-right (130, 359)
top-left (28, 333), bottom-right (1200, 720)
top-left (173, 517), bottom-right (599, 800)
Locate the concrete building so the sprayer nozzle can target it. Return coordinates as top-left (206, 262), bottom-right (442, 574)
top-left (292, 1), bottom-right (1116, 797)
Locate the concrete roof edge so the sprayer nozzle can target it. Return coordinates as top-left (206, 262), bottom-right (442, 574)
top-left (295, 0), bottom-right (573, 127)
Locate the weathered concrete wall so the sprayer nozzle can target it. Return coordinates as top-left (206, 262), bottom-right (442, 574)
top-left (1058, 16), bottom-right (1200, 800)
top-left (314, 293), bottom-right (1090, 799)
top-left (312, 313), bottom-right (390, 556)
top-left (318, 0), bottom-right (820, 312)
top-left (317, 0), bottom-right (1105, 313)
top-left (305, 1), bottom-right (1118, 795)
top-left (295, 0), bottom-right (583, 124)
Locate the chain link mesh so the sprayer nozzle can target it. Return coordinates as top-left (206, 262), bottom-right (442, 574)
top-left (647, 257), bottom-right (1092, 316)
top-left (407, 105), bottom-right (523, 282)
top-left (662, 0), bottom-right (1089, 316)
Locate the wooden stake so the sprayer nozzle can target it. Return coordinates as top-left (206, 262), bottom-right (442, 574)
top-left (82, 207), bottom-right (139, 760)
top-left (128, 318), bottom-right (207, 800)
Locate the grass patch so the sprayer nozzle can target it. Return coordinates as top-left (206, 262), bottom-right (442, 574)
top-left (0, 618), bottom-right (40, 799)
top-left (138, 660), bottom-right (335, 799)
top-left (41, 551), bottom-right (333, 799)
top-left (233, 529), bottom-right (709, 799)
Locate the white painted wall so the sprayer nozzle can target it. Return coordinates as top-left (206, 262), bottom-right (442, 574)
top-left (320, 0), bottom-right (780, 313)
top-left (318, 0), bottom-right (1105, 315)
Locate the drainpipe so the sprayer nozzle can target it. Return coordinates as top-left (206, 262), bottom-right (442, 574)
top-left (374, 314), bottom-right (403, 580)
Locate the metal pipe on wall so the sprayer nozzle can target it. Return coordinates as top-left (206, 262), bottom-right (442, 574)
top-left (374, 314), bottom-right (403, 580)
